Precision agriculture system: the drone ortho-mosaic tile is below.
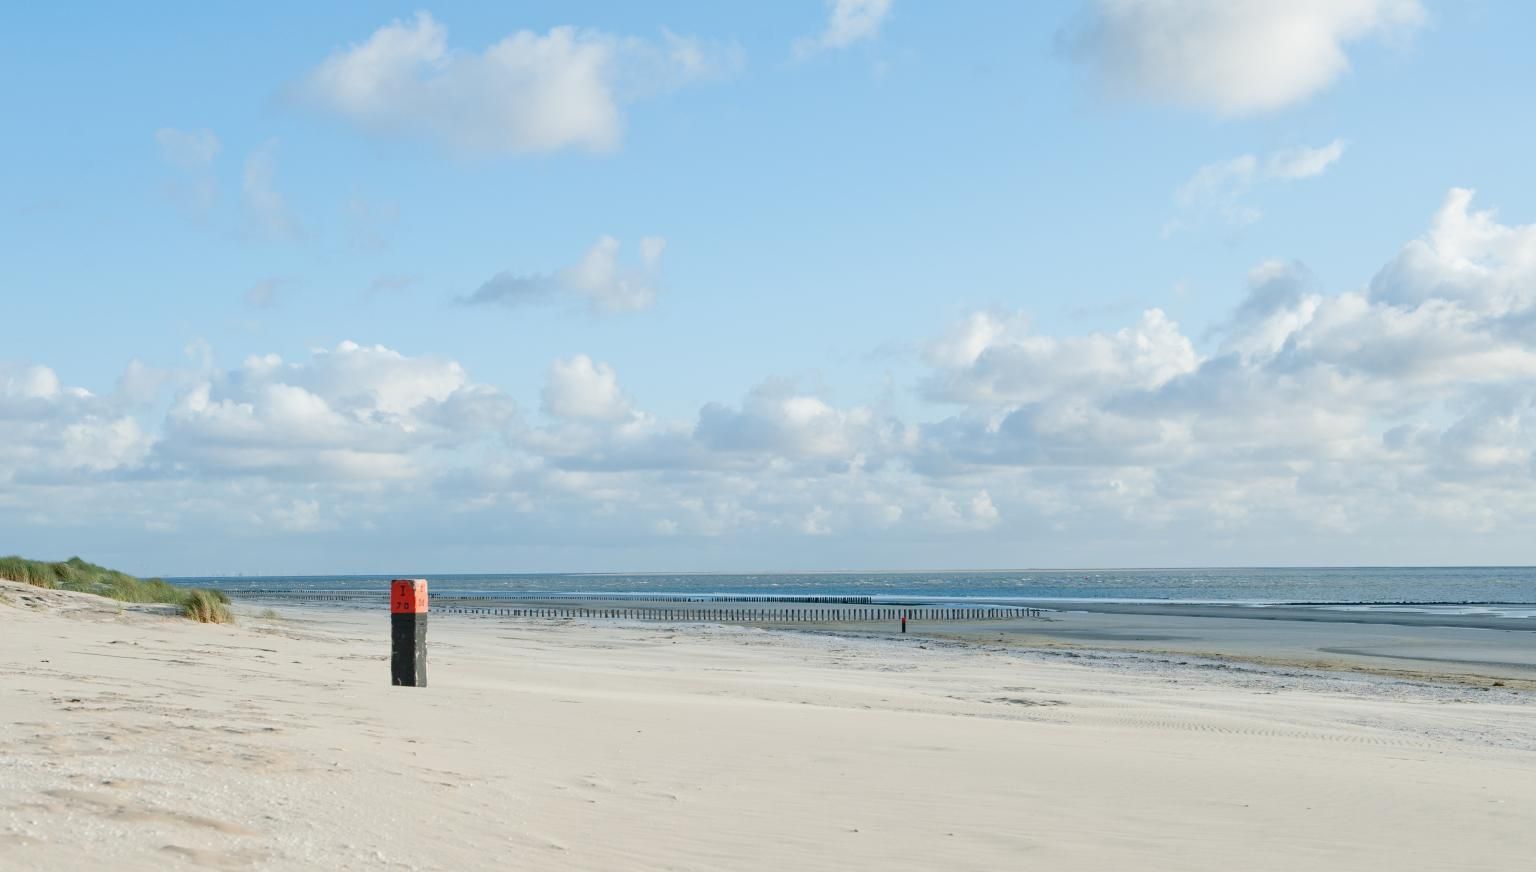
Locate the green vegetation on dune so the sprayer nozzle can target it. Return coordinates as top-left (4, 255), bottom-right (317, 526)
top-left (0, 555), bottom-right (232, 623)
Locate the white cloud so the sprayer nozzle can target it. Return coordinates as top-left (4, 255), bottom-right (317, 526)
top-left (462, 235), bottom-right (666, 315)
top-left (0, 363), bottom-right (152, 480)
top-left (1370, 187), bottom-right (1536, 313)
top-left (264, 499), bottom-right (327, 533)
top-left (922, 308), bottom-right (1198, 405)
top-left (542, 355), bottom-right (633, 422)
top-left (795, 0), bottom-right (893, 57)
top-left (799, 505), bottom-right (833, 535)
top-left (564, 236), bottom-right (665, 313)
top-left (694, 380), bottom-right (910, 464)
top-left (59, 416), bottom-right (153, 473)
top-left (921, 490), bottom-right (1001, 531)
top-left (1217, 259), bottom-right (1320, 359)
top-left (969, 490), bottom-right (1001, 525)
top-left (1067, 0), bottom-right (1425, 115)
top-left (154, 341), bottom-right (515, 480)
top-left (243, 141), bottom-right (302, 241)
top-left (1267, 139), bottom-right (1348, 179)
top-left (919, 189), bottom-right (1536, 537)
top-left (296, 13), bottom-right (736, 156)
top-left (2, 364), bottom-right (64, 402)
top-left (1175, 155), bottom-right (1258, 207)
top-left (1170, 139), bottom-right (1347, 231)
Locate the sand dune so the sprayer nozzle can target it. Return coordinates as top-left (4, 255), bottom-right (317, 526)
top-left (2, 580), bottom-right (1533, 870)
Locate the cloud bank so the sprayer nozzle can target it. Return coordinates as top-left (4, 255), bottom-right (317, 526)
top-left (8, 189), bottom-right (1536, 568)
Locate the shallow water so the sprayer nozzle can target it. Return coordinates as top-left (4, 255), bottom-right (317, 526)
top-left (179, 566), bottom-right (1536, 607)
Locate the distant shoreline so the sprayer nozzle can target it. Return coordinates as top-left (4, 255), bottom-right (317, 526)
top-left (171, 563), bottom-right (1536, 581)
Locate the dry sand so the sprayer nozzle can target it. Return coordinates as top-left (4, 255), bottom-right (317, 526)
top-left (2, 579), bottom-right (1534, 871)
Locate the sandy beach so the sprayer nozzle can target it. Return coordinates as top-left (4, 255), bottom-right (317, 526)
top-left (3, 579), bottom-right (1534, 871)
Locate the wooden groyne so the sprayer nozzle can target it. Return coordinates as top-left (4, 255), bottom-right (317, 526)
top-left (225, 589), bottom-right (1048, 623)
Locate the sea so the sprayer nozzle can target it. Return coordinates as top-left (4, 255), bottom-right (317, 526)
top-left (177, 567), bottom-right (1536, 607)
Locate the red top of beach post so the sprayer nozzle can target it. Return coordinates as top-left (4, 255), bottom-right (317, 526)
top-left (391, 579), bottom-right (429, 614)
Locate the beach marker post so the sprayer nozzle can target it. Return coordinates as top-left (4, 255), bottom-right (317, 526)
top-left (390, 579), bottom-right (428, 687)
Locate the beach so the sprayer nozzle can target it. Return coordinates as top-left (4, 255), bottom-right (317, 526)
top-left (3, 579), bottom-right (1534, 871)
top-left (894, 601), bottom-right (1536, 686)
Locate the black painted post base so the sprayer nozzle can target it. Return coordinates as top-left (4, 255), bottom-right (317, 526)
top-left (391, 613), bottom-right (428, 687)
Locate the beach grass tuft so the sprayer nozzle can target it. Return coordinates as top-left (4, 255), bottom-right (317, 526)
top-left (181, 588), bottom-right (233, 623)
top-left (0, 555), bottom-right (233, 623)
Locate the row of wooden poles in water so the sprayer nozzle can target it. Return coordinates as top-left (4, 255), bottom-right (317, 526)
top-left (431, 605), bottom-right (1047, 622)
top-left (228, 592), bottom-right (1049, 621)
top-left (231, 592), bottom-right (880, 605)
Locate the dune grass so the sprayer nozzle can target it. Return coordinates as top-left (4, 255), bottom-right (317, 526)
top-left (0, 555), bottom-right (233, 623)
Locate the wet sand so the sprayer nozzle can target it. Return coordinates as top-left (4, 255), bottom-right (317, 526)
top-left (424, 594), bottom-right (1536, 684)
top-left (899, 603), bottom-right (1536, 685)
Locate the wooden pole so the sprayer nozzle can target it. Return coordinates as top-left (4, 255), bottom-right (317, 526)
top-left (390, 579), bottom-right (428, 687)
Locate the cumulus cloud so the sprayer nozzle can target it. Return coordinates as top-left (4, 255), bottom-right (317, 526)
top-left (1170, 139), bottom-right (1346, 232)
top-left (1, 363), bottom-right (66, 403)
top-left (1216, 259), bottom-right (1320, 358)
top-left (1370, 187), bottom-right (1536, 313)
top-left (922, 308), bottom-right (1198, 405)
top-left (799, 505), bottom-right (833, 535)
top-left (264, 499), bottom-right (327, 533)
top-left (542, 355), bottom-right (634, 422)
top-left (521, 374), bottom-right (911, 479)
top-left (295, 13), bottom-right (737, 155)
top-left (462, 235), bottom-right (666, 314)
top-left (154, 342), bottom-right (515, 481)
top-left (795, 0), bottom-right (893, 57)
top-left (922, 490), bottom-right (1000, 531)
top-left (1066, 0), bottom-right (1425, 115)
top-left (0, 363), bottom-right (153, 481)
top-left (917, 188), bottom-right (1536, 547)
top-left (695, 379), bottom-right (911, 466)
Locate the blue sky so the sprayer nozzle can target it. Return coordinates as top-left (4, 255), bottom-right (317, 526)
top-left (5, 1), bottom-right (1536, 575)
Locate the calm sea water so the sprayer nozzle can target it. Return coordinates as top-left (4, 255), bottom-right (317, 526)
top-left (177, 567), bottom-right (1536, 605)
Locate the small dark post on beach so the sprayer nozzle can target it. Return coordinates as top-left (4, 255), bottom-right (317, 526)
top-left (391, 579), bottom-right (428, 687)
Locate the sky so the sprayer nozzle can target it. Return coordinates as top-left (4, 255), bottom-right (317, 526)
top-left (4, 0), bottom-right (1536, 576)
